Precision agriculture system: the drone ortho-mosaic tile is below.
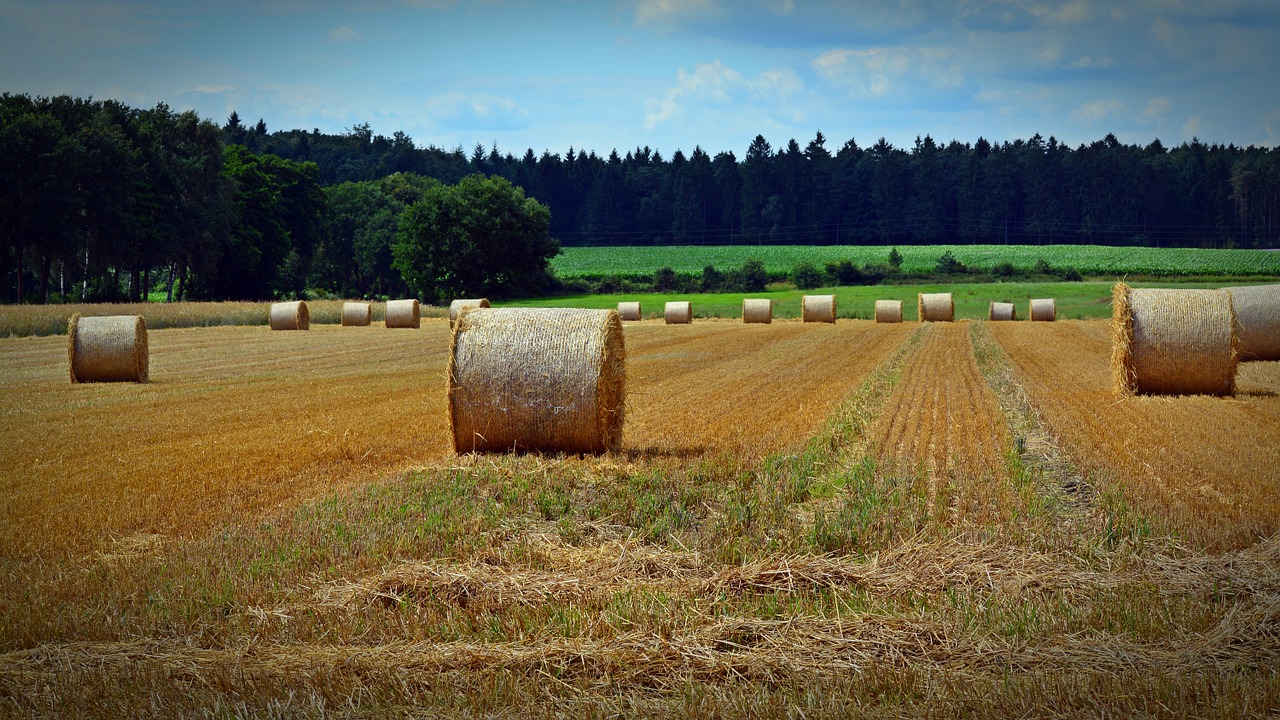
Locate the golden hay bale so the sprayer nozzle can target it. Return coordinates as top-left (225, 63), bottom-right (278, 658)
top-left (1111, 283), bottom-right (1237, 396)
top-left (1029, 298), bottom-right (1057, 322)
top-left (917, 293), bottom-right (954, 322)
top-left (67, 314), bottom-right (148, 383)
top-left (989, 301), bottom-right (1016, 321)
top-left (742, 298), bottom-right (773, 324)
top-left (617, 301), bottom-right (642, 322)
top-left (269, 301), bottom-right (309, 330)
top-left (664, 301), bottom-right (692, 324)
top-left (448, 298), bottom-right (488, 327)
top-left (1227, 284), bottom-right (1280, 361)
top-left (387, 299), bottom-right (422, 329)
top-left (801, 294), bottom-right (836, 323)
top-left (448, 307), bottom-right (626, 454)
top-left (341, 301), bottom-right (372, 327)
top-left (874, 300), bottom-right (903, 323)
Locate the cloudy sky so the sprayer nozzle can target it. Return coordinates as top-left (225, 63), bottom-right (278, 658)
top-left (2, 0), bottom-right (1278, 157)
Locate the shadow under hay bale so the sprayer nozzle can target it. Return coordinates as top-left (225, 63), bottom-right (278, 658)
top-left (801, 295), bottom-right (836, 323)
top-left (1030, 298), bottom-right (1057, 322)
top-left (68, 314), bottom-right (148, 383)
top-left (989, 302), bottom-right (1016, 321)
top-left (875, 300), bottom-right (903, 323)
top-left (918, 293), bottom-right (954, 322)
top-left (269, 301), bottom-right (309, 330)
top-left (742, 298), bottom-right (772, 324)
top-left (664, 301), bottom-right (692, 324)
top-left (448, 307), bottom-right (626, 454)
top-left (447, 298), bottom-right (487, 328)
top-left (1111, 283), bottom-right (1237, 396)
top-left (341, 301), bottom-right (372, 327)
top-left (386, 299), bottom-right (421, 329)
top-left (1227, 284), bottom-right (1280, 361)
top-left (617, 301), bottom-right (642, 322)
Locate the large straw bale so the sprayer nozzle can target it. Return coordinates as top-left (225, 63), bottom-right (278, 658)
top-left (874, 300), bottom-right (903, 323)
top-left (341, 301), bottom-right (372, 327)
top-left (269, 301), bottom-right (309, 330)
top-left (742, 298), bottom-right (773, 324)
top-left (448, 307), bottom-right (625, 454)
top-left (917, 293), bottom-right (954, 322)
top-left (448, 298), bottom-right (488, 327)
top-left (386, 298), bottom-right (422, 328)
top-left (1111, 283), bottom-right (1237, 396)
top-left (67, 314), bottom-right (148, 383)
top-left (664, 301), bottom-right (692, 324)
top-left (801, 294), bottom-right (836, 323)
top-left (989, 301), bottom-right (1016, 321)
top-left (617, 301), bottom-right (642, 321)
top-left (1227, 284), bottom-right (1280, 361)
top-left (1029, 298), bottom-right (1057, 322)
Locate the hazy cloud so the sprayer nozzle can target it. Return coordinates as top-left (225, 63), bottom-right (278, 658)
top-left (424, 91), bottom-right (530, 132)
top-left (328, 26), bottom-right (363, 42)
top-left (1070, 98), bottom-right (1124, 124)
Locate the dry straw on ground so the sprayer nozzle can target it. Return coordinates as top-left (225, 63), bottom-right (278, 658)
top-left (387, 299), bottom-right (422, 329)
top-left (918, 293), bottom-right (954, 322)
top-left (665, 301), bottom-right (692, 324)
top-left (1227, 284), bottom-right (1280, 361)
top-left (67, 314), bottom-right (148, 383)
top-left (617, 302), bottom-right (642, 322)
top-left (801, 295), bottom-right (836, 323)
top-left (448, 307), bottom-right (626, 454)
top-left (874, 300), bottom-right (903, 323)
top-left (1030, 298), bottom-right (1057, 322)
top-left (989, 302), bottom-right (1016, 321)
top-left (341, 302), bottom-right (371, 327)
top-left (742, 299), bottom-right (773, 324)
top-left (268, 301), bottom-right (309, 330)
top-left (1111, 283), bottom-right (1238, 396)
top-left (448, 298), bottom-right (488, 327)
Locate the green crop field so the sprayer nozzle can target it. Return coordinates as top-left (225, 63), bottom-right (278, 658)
top-left (550, 244), bottom-right (1280, 278)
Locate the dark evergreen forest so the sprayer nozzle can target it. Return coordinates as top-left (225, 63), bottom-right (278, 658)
top-left (4, 93), bottom-right (1278, 304)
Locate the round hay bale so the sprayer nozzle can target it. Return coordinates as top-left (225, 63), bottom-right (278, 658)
top-left (1029, 298), bottom-right (1057, 322)
top-left (1111, 283), bottom-right (1237, 396)
top-left (68, 314), bottom-right (148, 383)
top-left (387, 299), bottom-right (422, 329)
top-left (1227, 284), bottom-right (1280, 361)
top-left (341, 301), bottom-right (372, 327)
top-left (918, 293), bottom-right (954, 322)
top-left (617, 301), bottom-right (642, 322)
top-left (801, 295), bottom-right (836, 323)
top-left (269, 301), bottom-right (309, 331)
top-left (448, 307), bottom-right (625, 454)
top-left (448, 298), bottom-right (488, 327)
top-left (742, 298), bottom-right (773, 324)
top-left (664, 301), bottom-right (692, 324)
top-left (989, 301), bottom-right (1016, 321)
top-left (874, 300), bottom-right (903, 323)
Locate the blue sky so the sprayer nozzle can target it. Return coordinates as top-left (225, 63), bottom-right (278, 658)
top-left (2, 0), bottom-right (1278, 157)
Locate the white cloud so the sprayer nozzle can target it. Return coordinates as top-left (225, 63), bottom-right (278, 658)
top-left (1143, 96), bottom-right (1171, 118)
top-left (748, 68), bottom-right (802, 99)
top-left (634, 0), bottom-right (715, 26)
top-left (643, 60), bottom-right (742, 128)
top-left (1070, 98), bottom-right (1124, 124)
top-left (813, 46), bottom-right (963, 98)
top-left (424, 91), bottom-right (530, 131)
top-left (1182, 115), bottom-right (1203, 137)
top-left (328, 26), bottom-right (363, 42)
top-left (190, 84), bottom-right (236, 94)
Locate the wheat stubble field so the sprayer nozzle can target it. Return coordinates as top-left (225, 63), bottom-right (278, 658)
top-left (1, 312), bottom-right (1279, 718)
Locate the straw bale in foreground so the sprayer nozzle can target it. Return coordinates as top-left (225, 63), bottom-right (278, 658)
top-left (1030, 298), bottom-right (1057, 322)
top-left (269, 301), bottom-right (309, 330)
top-left (742, 298), bottom-right (773, 324)
top-left (617, 301), bottom-right (642, 322)
top-left (801, 295), bottom-right (836, 323)
top-left (448, 298), bottom-right (488, 327)
top-left (1111, 283), bottom-right (1237, 396)
top-left (664, 301), bottom-right (692, 324)
top-left (1227, 284), bottom-right (1280, 361)
top-left (448, 307), bottom-right (625, 454)
top-left (341, 301), bottom-right (372, 327)
top-left (68, 314), bottom-right (149, 383)
top-left (918, 293), bottom-right (954, 322)
top-left (874, 300), bottom-right (903, 323)
top-left (386, 299), bottom-right (421, 328)
top-left (989, 302), bottom-right (1016, 321)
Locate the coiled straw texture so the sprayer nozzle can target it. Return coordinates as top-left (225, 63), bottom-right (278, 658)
top-left (448, 298), bottom-right (488, 327)
top-left (1227, 284), bottom-right (1280, 361)
top-left (387, 299), bottom-right (422, 329)
top-left (1111, 283), bottom-right (1237, 396)
top-left (617, 302), bottom-right (642, 321)
top-left (742, 299), bottom-right (773, 324)
top-left (989, 302), bottom-right (1016, 321)
top-left (341, 302), bottom-right (372, 327)
top-left (918, 293), bottom-right (954, 322)
top-left (68, 314), bottom-right (148, 383)
top-left (801, 295), bottom-right (836, 323)
top-left (269, 301), bottom-right (309, 330)
top-left (1030, 298), bottom-right (1057, 322)
top-left (664, 301), bottom-right (692, 324)
top-left (874, 300), bottom-right (903, 323)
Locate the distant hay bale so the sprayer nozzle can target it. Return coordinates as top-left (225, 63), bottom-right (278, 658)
top-left (917, 293), bottom-right (954, 322)
top-left (269, 301), bottom-right (309, 330)
top-left (341, 302), bottom-right (371, 327)
top-left (1111, 283), bottom-right (1237, 396)
top-left (448, 298), bottom-right (488, 327)
top-left (387, 299), bottom-right (422, 329)
top-left (801, 295), bottom-right (836, 323)
top-left (617, 301), bottom-right (642, 321)
top-left (1227, 284), bottom-right (1280, 361)
top-left (665, 301), bottom-right (692, 324)
top-left (1030, 298), bottom-right (1057, 322)
top-left (874, 300), bottom-right (903, 323)
top-left (448, 307), bottom-right (625, 454)
top-left (989, 301), bottom-right (1016, 321)
top-left (742, 298), bottom-right (773, 324)
top-left (67, 314), bottom-right (149, 383)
